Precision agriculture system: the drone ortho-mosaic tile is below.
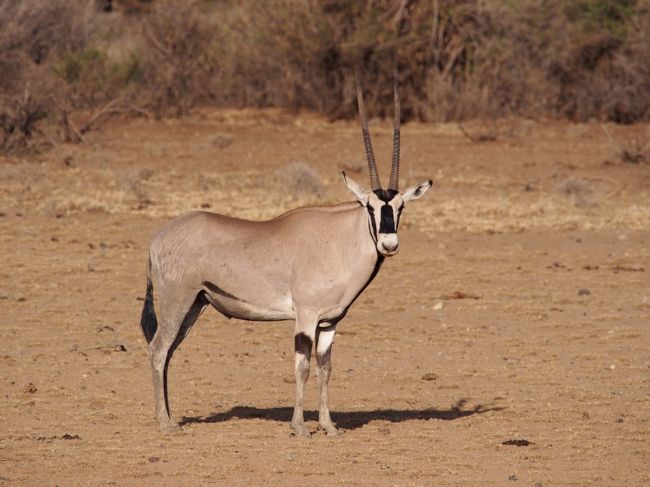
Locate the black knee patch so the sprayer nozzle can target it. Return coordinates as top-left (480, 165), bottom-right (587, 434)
top-left (294, 333), bottom-right (313, 355)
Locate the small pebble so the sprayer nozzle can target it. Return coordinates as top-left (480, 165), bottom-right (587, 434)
top-left (508, 474), bottom-right (518, 481)
top-left (433, 302), bottom-right (444, 311)
top-left (577, 288), bottom-right (591, 296)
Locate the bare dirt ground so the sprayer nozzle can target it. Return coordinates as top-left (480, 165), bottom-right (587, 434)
top-left (1, 111), bottom-right (649, 486)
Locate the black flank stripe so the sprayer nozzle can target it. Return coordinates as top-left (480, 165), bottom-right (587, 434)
top-left (203, 281), bottom-right (241, 301)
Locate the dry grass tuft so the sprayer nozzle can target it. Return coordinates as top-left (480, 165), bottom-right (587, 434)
top-left (274, 162), bottom-right (325, 199)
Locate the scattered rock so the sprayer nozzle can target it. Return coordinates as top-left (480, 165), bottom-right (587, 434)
top-left (502, 439), bottom-right (532, 447)
top-left (508, 474), bottom-right (518, 481)
top-left (148, 456), bottom-right (160, 463)
top-left (61, 433), bottom-right (80, 440)
top-left (441, 291), bottom-right (480, 300)
top-left (421, 373), bottom-right (438, 381)
top-left (611, 264), bottom-right (645, 273)
top-left (210, 133), bottom-right (234, 149)
top-left (433, 302), bottom-right (444, 311)
top-left (23, 383), bottom-right (37, 394)
top-left (577, 288), bottom-right (591, 296)
top-left (282, 376), bottom-right (295, 384)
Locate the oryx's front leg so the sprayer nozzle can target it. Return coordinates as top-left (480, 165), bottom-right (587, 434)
top-left (316, 324), bottom-right (338, 435)
top-left (291, 308), bottom-right (317, 437)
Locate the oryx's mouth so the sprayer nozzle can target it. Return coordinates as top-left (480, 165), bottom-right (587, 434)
top-left (380, 248), bottom-right (399, 257)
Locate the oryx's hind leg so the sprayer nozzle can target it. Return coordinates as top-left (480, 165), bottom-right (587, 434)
top-left (149, 291), bottom-right (207, 432)
top-left (315, 323), bottom-right (338, 435)
top-left (291, 308), bottom-right (318, 437)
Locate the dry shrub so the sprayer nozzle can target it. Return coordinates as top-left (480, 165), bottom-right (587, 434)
top-left (2, 0), bottom-right (650, 154)
top-left (274, 162), bottom-right (324, 198)
top-left (138, 0), bottom-right (217, 117)
top-left (0, 0), bottom-right (97, 152)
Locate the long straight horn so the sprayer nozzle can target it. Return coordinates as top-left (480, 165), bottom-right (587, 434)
top-left (355, 71), bottom-right (382, 191)
top-left (388, 71), bottom-right (400, 191)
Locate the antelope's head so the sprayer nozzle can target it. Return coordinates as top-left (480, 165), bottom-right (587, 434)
top-left (344, 73), bottom-right (432, 257)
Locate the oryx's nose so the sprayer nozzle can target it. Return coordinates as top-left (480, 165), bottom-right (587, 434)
top-left (381, 240), bottom-right (399, 252)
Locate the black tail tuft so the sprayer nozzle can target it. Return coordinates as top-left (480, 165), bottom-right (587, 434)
top-left (140, 274), bottom-right (157, 344)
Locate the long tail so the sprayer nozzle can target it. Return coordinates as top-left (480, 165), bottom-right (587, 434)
top-left (140, 257), bottom-right (157, 344)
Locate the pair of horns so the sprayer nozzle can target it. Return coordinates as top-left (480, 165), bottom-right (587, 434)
top-left (355, 71), bottom-right (400, 191)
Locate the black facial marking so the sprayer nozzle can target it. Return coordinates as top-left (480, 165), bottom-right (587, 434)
top-left (396, 204), bottom-right (404, 229)
top-left (367, 205), bottom-right (378, 240)
top-left (379, 204), bottom-right (396, 234)
top-left (373, 188), bottom-right (399, 202)
top-left (294, 333), bottom-right (313, 355)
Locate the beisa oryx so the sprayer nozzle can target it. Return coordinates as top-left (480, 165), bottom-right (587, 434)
top-left (140, 74), bottom-right (432, 435)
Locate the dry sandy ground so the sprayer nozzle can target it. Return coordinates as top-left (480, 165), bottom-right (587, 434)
top-left (0, 111), bottom-right (649, 486)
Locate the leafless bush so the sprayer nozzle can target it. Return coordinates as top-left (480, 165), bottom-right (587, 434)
top-left (274, 162), bottom-right (324, 198)
top-left (0, 88), bottom-right (52, 153)
top-left (0, 0), bottom-right (98, 152)
top-left (139, 0), bottom-right (216, 117)
top-left (2, 0), bottom-right (650, 155)
top-left (601, 124), bottom-right (649, 164)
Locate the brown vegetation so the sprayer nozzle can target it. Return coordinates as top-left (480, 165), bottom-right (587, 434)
top-left (1, 0), bottom-right (650, 153)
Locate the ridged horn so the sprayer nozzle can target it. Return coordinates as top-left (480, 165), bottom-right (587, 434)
top-left (355, 71), bottom-right (382, 191)
top-left (388, 71), bottom-right (400, 191)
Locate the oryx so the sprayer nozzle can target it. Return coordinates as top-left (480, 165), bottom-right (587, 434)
top-left (140, 74), bottom-right (432, 435)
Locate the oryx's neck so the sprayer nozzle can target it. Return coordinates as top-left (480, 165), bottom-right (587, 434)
top-left (280, 202), bottom-right (382, 321)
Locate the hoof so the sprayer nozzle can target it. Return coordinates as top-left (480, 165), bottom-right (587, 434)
top-left (160, 422), bottom-right (182, 434)
top-left (290, 423), bottom-right (311, 438)
top-left (318, 423), bottom-right (340, 436)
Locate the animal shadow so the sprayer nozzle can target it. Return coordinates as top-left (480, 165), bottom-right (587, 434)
top-left (181, 399), bottom-right (502, 430)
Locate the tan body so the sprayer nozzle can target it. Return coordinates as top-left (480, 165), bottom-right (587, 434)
top-left (150, 203), bottom-right (379, 325)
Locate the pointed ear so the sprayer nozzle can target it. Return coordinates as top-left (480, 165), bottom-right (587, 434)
top-left (403, 179), bottom-right (433, 203)
top-left (342, 172), bottom-right (368, 206)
